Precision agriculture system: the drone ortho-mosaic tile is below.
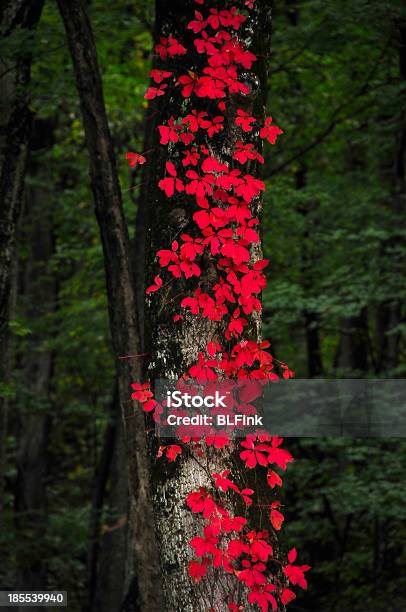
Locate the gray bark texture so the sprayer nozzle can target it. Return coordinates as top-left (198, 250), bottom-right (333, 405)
top-left (0, 0), bottom-right (44, 510)
top-left (56, 1), bottom-right (162, 610)
top-left (142, 1), bottom-right (275, 610)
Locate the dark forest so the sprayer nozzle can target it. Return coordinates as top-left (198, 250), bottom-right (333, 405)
top-left (0, 1), bottom-right (405, 611)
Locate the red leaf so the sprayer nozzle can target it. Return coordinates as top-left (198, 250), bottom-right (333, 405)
top-left (237, 560), bottom-right (266, 588)
top-left (260, 116), bottom-right (284, 144)
top-left (247, 530), bottom-right (273, 562)
top-left (270, 508), bottom-right (284, 531)
top-left (240, 437), bottom-right (271, 468)
top-left (182, 148), bottom-right (200, 167)
top-left (201, 156), bottom-right (228, 174)
top-left (193, 210), bottom-right (211, 229)
top-left (178, 73), bottom-right (198, 97)
top-left (207, 341), bottom-right (222, 356)
top-left (143, 399), bottom-right (158, 412)
top-left (158, 118), bottom-right (180, 144)
top-left (283, 561), bottom-right (311, 589)
top-left (125, 152), bottom-right (146, 168)
top-left (233, 141), bottom-right (264, 165)
top-left (266, 469), bottom-right (283, 489)
top-left (253, 259), bottom-right (269, 270)
top-left (186, 487), bottom-right (218, 518)
top-left (155, 37), bottom-right (186, 59)
top-left (188, 11), bottom-right (207, 33)
top-left (268, 441), bottom-right (293, 471)
top-left (158, 162), bottom-right (184, 197)
top-left (150, 69), bottom-right (172, 83)
top-left (213, 470), bottom-right (239, 493)
top-left (188, 559), bottom-right (208, 582)
top-left (248, 585), bottom-right (277, 612)
top-left (280, 588), bottom-right (296, 605)
top-left (144, 84), bottom-right (167, 99)
top-left (167, 36), bottom-right (187, 56)
top-left (165, 444), bottom-right (182, 461)
top-left (235, 174), bottom-right (265, 202)
top-left (185, 169), bottom-right (214, 198)
top-left (146, 275), bottom-right (163, 294)
top-left (235, 109), bottom-right (255, 132)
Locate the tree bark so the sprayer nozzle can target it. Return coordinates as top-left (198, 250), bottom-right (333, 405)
top-left (334, 309), bottom-right (369, 374)
top-left (56, 1), bottom-right (162, 610)
top-left (375, 17), bottom-right (406, 374)
top-left (14, 148), bottom-right (55, 603)
top-left (287, 3), bottom-right (324, 380)
top-left (142, 1), bottom-right (274, 610)
top-left (0, 0), bottom-right (44, 511)
top-left (87, 382), bottom-right (119, 611)
top-left (88, 383), bottom-right (130, 612)
top-left (295, 166), bottom-right (324, 378)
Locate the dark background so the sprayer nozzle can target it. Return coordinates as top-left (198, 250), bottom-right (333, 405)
top-left (1, 1), bottom-right (405, 610)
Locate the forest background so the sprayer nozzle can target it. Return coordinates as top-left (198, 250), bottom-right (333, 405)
top-left (1, 0), bottom-right (405, 611)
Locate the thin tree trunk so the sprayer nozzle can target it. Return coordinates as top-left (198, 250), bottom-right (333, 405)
top-left (334, 309), bottom-right (369, 374)
top-left (14, 143), bottom-right (55, 604)
top-left (142, 1), bottom-right (274, 610)
top-left (0, 0), bottom-right (44, 510)
top-left (333, 133), bottom-right (371, 376)
top-left (303, 310), bottom-right (323, 377)
top-left (88, 383), bottom-right (130, 612)
top-left (375, 18), bottom-right (406, 374)
top-left (56, 2), bottom-right (162, 610)
top-left (295, 165), bottom-right (324, 378)
top-left (87, 382), bottom-right (119, 611)
top-left (376, 301), bottom-right (402, 372)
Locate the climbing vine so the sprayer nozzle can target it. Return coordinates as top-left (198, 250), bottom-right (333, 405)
top-left (128, 0), bottom-right (310, 609)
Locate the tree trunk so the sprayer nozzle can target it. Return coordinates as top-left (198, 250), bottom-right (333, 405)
top-left (333, 134), bottom-right (371, 376)
top-left (88, 383), bottom-right (130, 612)
top-left (303, 310), bottom-right (323, 377)
top-left (295, 165), bottom-right (324, 378)
top-left (334, 309), bottom-right (369, 374)
top-left (142, 1), bottom-right (274, 610)
top-left (56, 1), bottom-right (162, 610)
top-left (375, 18), bottom-right (406, 374)
top-left (0, 0), bottom-right (44, 510)
top-left (14, 149), bottom-right (55, 602)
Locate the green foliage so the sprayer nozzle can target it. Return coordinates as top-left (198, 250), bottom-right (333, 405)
top-left (261, 2), bottom-right (406, 609)
top-left (264, 0), bottom-right (406, 378)
top-left (284, 438), bottom-right (406, 610)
